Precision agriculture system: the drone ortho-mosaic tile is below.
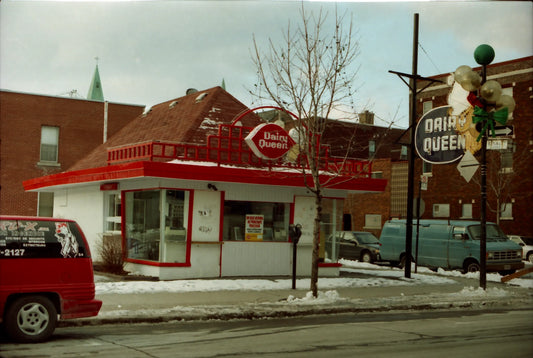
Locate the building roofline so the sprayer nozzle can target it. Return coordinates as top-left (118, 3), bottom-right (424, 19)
top-left (0, 88), bottom-right (145, 108)
top-left (425, 55), bottom-right (533, 80)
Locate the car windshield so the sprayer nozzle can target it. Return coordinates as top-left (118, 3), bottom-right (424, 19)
top-left (468, 224), bottom-right (507, 241)
top-left (354, 232), bottom-right (379, 244)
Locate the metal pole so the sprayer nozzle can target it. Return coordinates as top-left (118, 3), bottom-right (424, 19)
top-left (415, 179), bottom-right (421, 273)
top-left (292, 240), bottom-right (297, 289)
top-left (480, 65), bottom-right (487, 290)
top-left (404, 13), bottom-right (419, 278)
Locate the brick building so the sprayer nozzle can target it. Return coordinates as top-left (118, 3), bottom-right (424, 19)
top-left (0, 90), bottom-right (144, 215)
top-left (346, 56), bottom-right (532, 238)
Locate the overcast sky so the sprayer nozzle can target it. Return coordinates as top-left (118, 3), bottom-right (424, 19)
top-left (1, 0), bottom-right (531, 128)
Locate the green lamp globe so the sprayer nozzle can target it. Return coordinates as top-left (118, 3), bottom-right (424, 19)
top-left (474, 44), bottom-right (495, 65)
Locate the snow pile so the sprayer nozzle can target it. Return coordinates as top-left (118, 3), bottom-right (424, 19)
top-left (286, 290), bottom-right (344, 304)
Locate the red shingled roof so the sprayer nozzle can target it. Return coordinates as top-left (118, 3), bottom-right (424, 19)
top-left (68, 87), bottom-right (262, 171)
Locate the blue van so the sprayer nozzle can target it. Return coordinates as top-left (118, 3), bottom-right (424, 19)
top-left (379, 219), bottom-right (524, 274)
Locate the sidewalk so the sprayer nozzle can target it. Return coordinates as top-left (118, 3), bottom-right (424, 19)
top-left (63, 266), bottom-right (533, 327)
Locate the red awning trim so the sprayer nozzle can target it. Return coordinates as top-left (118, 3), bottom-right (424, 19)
top-left (23, 160), bottom-right (387, 193)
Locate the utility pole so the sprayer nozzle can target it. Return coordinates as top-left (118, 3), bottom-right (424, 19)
top-left (389, 13), bottom-right (441, 278)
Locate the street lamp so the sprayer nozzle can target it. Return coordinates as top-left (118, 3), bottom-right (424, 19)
top-left (454, 44), bottom-right (515, 289)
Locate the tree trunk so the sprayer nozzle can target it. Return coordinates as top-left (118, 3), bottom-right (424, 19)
top-left (310, 190), bottom-right (322, 297)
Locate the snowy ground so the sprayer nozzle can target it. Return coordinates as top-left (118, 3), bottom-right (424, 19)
top-left (94, 260), bottom-right (533, 296)
top-left (83, 261), bottom-right (533, 322)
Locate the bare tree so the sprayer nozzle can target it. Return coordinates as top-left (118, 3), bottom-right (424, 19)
top-left (251, 5), bottom-right (361, 297)
top-left (472, 140), bottom-right (530, 225)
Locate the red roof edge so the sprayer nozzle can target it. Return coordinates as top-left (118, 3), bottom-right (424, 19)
top-left (23, 161), bottom-right (387, 193)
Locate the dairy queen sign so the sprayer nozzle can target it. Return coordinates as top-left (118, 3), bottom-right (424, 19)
top-left (415, 106), bottom-right (466, 164)
top-left (245, 123), bottom-right (296, 160)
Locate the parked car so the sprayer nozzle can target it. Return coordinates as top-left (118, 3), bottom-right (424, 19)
top-left (508, 235), bottom-right (533, 263)
top-left (326, 231), bottom-right (381, 263)
top-left (379, 219), bottom-right (523, 274)
top-left (0, 216), bottom-right (102, 342)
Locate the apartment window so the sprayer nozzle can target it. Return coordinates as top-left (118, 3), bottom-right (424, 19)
top-left (400, 145), bottom-right (408, 160)
top-left (500, 203), bottom-right (513, 220)
top-left (423, 100), bottom-right (433, 114)
top-left (500, 151), bottom-right (513, 173)
top-left (364, 214), bottom-right (381, 229)
top-left (40, 126), bottom-right (59, 163)
top-left (461, 203), bottom-right (473, 219)
top-left (38, 192), bottom-right (54, 217)
top-left (369, 140), bottom-right (376, 157)
top-left (423, 161), bottom-right (432, 174)
top-left (433, 203), bottom-right (450, 218)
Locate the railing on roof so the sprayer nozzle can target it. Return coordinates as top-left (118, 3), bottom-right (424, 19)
top-left (107, 123), bottom-right (372, 178)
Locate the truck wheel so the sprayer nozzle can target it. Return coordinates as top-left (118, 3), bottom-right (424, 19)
top-left (463, 261), bottom-right (480, 274)
top-left (4, 295), bottom-right (57, 343)
top-left (527, 252), bottom-right (533, 264)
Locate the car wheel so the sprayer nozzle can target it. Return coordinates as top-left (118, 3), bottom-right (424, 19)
top-left (4, 295), bottom-right (57, 343)
top-left (528, 253), bottom-right (533, 264)
top-left (463, 261), bottom-right (480, 274)
top-left (360, 251), bottom-right (373, 263)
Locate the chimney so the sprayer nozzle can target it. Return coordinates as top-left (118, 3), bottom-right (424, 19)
top-left (359, 110), bottom-right (374, 125)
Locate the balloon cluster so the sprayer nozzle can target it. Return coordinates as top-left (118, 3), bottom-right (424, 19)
top-left (453, 66), bottom-right (515, 114)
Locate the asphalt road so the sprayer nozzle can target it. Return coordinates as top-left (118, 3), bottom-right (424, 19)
top-left (1, 308), bottom-right (532, 357)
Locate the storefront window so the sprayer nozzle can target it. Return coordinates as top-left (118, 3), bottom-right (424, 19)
top-left (125, 189), bottom-right (189, 263)
top-left (223, 201), bottom-right (289, 241)
top-left (104, 193), bottom-right (121, 232)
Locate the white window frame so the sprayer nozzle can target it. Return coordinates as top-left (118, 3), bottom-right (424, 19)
top-left (39, 126), bottom-right (60, 165)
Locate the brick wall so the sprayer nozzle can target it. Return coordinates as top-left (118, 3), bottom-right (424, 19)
top-left (0, 91), bottom-right (144, 215)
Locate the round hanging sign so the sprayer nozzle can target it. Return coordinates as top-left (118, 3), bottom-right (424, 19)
top-left (414, 105), bottom-right (466, 164)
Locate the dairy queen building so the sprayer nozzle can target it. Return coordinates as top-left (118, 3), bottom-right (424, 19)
top-left (23, 87), bottom-right (386, 280)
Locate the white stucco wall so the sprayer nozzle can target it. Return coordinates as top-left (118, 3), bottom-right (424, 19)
top-left (53, 185), bottom-right (104, 261)
top-left (49, 177), bottom-right (342, 279)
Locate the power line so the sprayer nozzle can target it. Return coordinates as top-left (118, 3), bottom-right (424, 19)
top-left (418, 42), bottom-right (441, 74)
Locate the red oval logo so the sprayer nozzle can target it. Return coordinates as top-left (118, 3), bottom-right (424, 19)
top-left (245, 123), bottom-right (296, 160)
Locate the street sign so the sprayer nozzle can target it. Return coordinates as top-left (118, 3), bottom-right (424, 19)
top-left (457, 150), bottom-right (479, 183)
top-left (420, 174), bottom-right (429, 191)
top-left (487, 139), bottom-right (509, 151)
top-left (493, 125), bottom-right (514, 137)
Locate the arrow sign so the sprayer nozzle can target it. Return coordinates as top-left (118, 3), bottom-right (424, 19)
top-left (493, 125), bottom-right (514, 137)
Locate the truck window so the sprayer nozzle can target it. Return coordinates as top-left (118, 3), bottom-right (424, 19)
top-left (0, 220), bottom-right (88, 259)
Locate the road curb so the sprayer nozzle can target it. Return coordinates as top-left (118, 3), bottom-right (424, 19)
top-left (58, 296), bottom-right (531, 328)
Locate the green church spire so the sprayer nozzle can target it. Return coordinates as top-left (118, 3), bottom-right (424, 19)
top-left (87, 60), bottom-right (104, 101)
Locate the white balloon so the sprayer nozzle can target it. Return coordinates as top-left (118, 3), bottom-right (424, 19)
top-left (460, 71), bottom-right (482, 92)
top-left (480, 80), bottom-right (502, 103)
top-left (496, 94), bottom-right (516, 113)
top-left (454, 65), bottom-right (472, 84)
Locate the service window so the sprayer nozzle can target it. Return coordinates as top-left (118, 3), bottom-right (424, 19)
top-left (0, 219), bottom-right (88, 259)
top-left (223, 201), bottom-right (289, 241)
